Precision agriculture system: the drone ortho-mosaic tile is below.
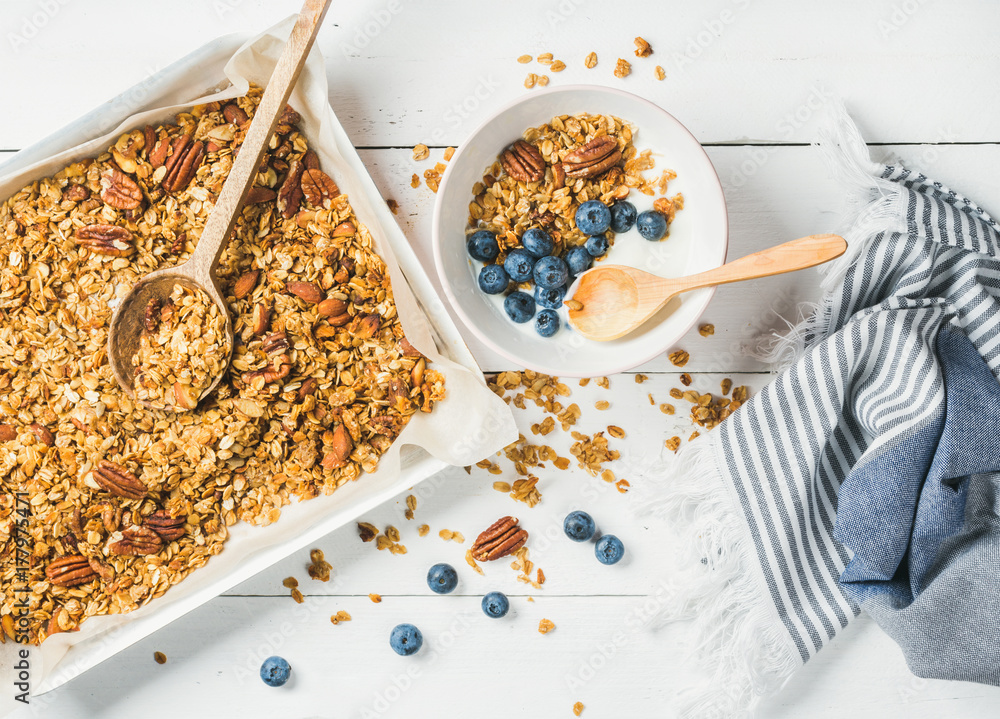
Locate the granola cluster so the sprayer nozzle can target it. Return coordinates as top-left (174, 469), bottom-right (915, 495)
top-left (0, 86), bottom-right (444, 643)
top-left (133, 284), bottom-right (231, 410)
top-left (468, 113), bottom-right (681, 262)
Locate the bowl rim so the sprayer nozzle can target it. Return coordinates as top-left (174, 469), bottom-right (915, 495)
top-left (432, 83), bottom-right (729, 376)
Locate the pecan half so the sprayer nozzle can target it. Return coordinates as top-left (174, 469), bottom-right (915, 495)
top-left (233, 269), bottom-right (260, 300)
top-left (109, 525), bottom-right (163, 556)
top-left (143, 298), bottom-right (161, 333)
top-left (277, 157), bottom-right (305, 218)
top-left (99, 168), bottom-right (142, 210)
top-left (500, 140), bottom-right (545, 182)
top-left (262, 331), bottom-right (289, 355)
top-left (563, 136), bottom-right (622, 179)
top-left (93, 459), bottom-right (146, 500)
top-left (145, 510), bottom-right (186, 542)
top-left (551, 162), bottom-right (566, 189)
top-left (61, 184), bottom-right (90, 202)
top-left (301, 169), bottom-right (339, 207)
top-left (74, 224), bottom-right (134, 257)
top-left (286, 281), bottom-right (322, 304)
top-left (0, 424), bottom-right (16, 442)
top-left (162, 134), bottom-right (206, 193)
top-left (471, 516), bottom-right (528, 561)
top-left (45, 555), bottom-right (97, 587)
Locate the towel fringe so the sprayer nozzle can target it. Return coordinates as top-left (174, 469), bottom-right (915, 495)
top-left (632, 434), bottom-right (801, 718)
top-left (746, 101), bottom-right (906, 371)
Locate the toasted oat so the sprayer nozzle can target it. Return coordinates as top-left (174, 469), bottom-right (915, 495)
top-left (615, 58), bottom-right (632, 78)
top-left (386, 198), bottom-right (399, 214)
top-left (291, 588), bottom-right (305, 604)
top-left (537, 52), bottom-right (554, 65)
top-left (699, 323), bottom-right (715, 337)
top-left (660, 403), bottom-right (675, 415)
top-left (386, 525), bottom-right (400, 543)
top-left (634, 373), bottom-right (648, 384)
top-left (669, 388), bottom-right (683, 399)
top-left (369, 593), bottom-right (382, 603)
top-left (538, 618), bottom-right (555, 634)
top-left (308, 549), bottom-right (332, 582)
top-left (607, 425), bottom-right (625, 439)
top-left (417, 524), bottom-right (430, 537)
top-left (537, 75), bottom-right (550, 87)
top-left (680, 373), bottom-right (692, 386)
top-left (494, 481), bottom-right (512, 492)
top-left (595, 400), bottom-right (610, 410)
top-left (616, 479), bottom-right (630, 494)
top-left (330, 610), bottom-right (352, 625)
top-left (689, 431), bottom-right (701, 441)
top-left (550, 60), bottom-right (566, 72)
top-left (404, 494), bottom-right (417, 520)
top-left (634, 37), bottom-right (653, 57)
top-left (579, 377), bottom-right (591, 386)
top-left (510, 476), bottom-right (541, 507)
top-left (466, 549), bottom-right (485, 575)
top-left (669, 350), bottom-right (690, 367)
top-left (412, 144), bottom-right (430, 161)
top-left (282, 577), bottom-right (299, 589)
top-left (525, 73), bottom-right (538, 89)
top-left (596, 376), bottom-right (610, 389)
top-left (565, 299), bottom-right (584, 311)
top-left (573, 702), bottom-right (585, 716)
top-left (537, 568), bottom-right (546, 585)
top-left (517, 54), bottom-right (533, 63)
top-left (733, 385), bottom-right (749, 403)
top-left (554, 456), bottom-right (570, 470)
top-left (410, 173), bottom-right (420, 188)
top-left (443, 147), bottom-right (456, 161)
top-left (154, 651), bottom-right (167, 665)
top-left (584, 52), bottom-right (598, 69)
top-left (655, 65), bottom-right (666, 81)
top-left (601, 469), bottom-right (615, 483)
top-left (721, 378), bottom-right (733, 396)
top-left (648, 393), bottom-right (655, 405)
top-left (665, 436), bottom-right (681, 452)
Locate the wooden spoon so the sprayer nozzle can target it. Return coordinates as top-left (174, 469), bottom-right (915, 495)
top-left (107, 0), bottom-right (332, 411)
top-left (567, 233), bottom-right (847, 341)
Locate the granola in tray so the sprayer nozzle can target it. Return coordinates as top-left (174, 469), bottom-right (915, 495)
top-left (0, 85), bottom-right (445, 644)
top-left (133, 283), bottom-right (231, 410)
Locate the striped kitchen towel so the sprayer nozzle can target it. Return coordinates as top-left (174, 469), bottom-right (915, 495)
top-left (638, 108), bottom-right (1000, 717)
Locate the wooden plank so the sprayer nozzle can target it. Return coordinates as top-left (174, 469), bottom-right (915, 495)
top-left (1, 0), bottom-right (999, 149)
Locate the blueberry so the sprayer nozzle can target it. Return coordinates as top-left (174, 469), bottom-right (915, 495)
top-left (521, 228), bottom-right (554, 258)
top-left (575, 200), bottom-right (612, 235)
top-left (390, 623), bottom-right (423, 656)
top-left (504, 291), bottom-right (535, 323)
top-left (427, 563), bottom-right (458, 594)
top-left (565, 246), bottom-right (593, 276)
top-left (467, 230), bottom-right (499, 262)
top-left (481, 591), bottom-right (510, 619)
top-left (595, 535), bottom-right (625, 565)
top-left (533, 256), bottom-right (569, 290)
top-left (534, 284), bottom-right (566, 310)
top-left (535, 309), bottom-right (560, 337)
top-left (563, 511), bottom-right (596, 542)
top-left (503, 249), bottom-right (535, 283)
top-left (609, 200), bottom-right (637, 234)
top-left (478, 264), bottom-right (509, 294)
top-left (260, 656), bottom-right (291, 687)
top-left (636, 210), bottom-right (668, 241)
top-left (585, 233), bottom-right (609, 257)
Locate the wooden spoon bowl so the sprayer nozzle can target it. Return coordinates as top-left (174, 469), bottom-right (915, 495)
top-left (567, 233), bottom-right (847, 342)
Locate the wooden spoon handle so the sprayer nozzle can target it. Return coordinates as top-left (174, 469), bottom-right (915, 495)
top-left (188, 0), bottom-right (332, 282)
top-left (670, 233), bottom-right (847, 295)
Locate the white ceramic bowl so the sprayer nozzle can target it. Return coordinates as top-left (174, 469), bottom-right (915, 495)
top-left (432, 85), bottom-right (728, 376)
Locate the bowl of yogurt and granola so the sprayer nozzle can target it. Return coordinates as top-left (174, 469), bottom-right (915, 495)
top-left (432, 85), bottom-right (728, 376)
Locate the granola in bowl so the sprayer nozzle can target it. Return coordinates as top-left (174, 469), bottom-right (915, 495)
top-left (133, 283), bottom-right (232, 410)
top-left (0, 85), bottom-right (445, 644)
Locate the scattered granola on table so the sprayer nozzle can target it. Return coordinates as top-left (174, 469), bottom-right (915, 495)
top-left (0, 85), bottom-right (445, 644)
top-left (132, 283), bottom-right (231, 410)
top-left (634, 37), bottom-right (653, 57)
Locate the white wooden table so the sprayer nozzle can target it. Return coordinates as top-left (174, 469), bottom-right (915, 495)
top-left (4, 1), bottom-right (1000, 716)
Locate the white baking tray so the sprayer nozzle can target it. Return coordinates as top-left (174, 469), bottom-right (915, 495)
top-left (0, 29), bottom-right (501, 695)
